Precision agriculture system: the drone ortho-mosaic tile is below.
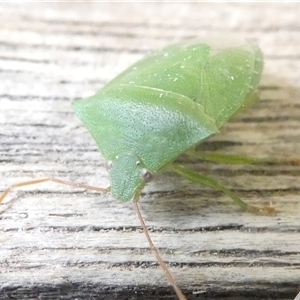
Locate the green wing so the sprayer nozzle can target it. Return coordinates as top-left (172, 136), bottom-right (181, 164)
top-left (102, 42), bottom-right (263, 129)
top-left (198, 45), bottom-right (263, 128)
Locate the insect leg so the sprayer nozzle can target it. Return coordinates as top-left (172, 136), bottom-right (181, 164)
top-left (186, 150), bottom-right (266, 165)
top-left (169, 164), bottom-right (274, 213)
top-left (186, 150), bottom-right (300, 166)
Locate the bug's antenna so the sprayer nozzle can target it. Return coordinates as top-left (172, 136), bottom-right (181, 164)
top-left (0, 177), bottom-right (108, 212)
top-left (133, 201), bottom-right (187, 300)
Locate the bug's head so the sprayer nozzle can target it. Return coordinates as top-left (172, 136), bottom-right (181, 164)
top-left (107, 153), bottom-right (153, 202)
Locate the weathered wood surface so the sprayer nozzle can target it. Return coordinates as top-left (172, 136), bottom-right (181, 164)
top-left (0, 3), bottom-right (300, 300)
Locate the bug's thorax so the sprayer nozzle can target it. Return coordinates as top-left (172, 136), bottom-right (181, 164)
top-left (108, 152), bottom-right (152, 202)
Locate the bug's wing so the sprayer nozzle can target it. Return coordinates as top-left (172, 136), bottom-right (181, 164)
top-left (199, 45), bottom-right (263, 128)
top-left (103, 42), bottom-right (263, 129)
top-left (102, 43), bottom-right (211, 103)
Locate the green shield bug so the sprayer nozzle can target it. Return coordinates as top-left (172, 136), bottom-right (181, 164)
top-left (72, 41), bottom-right (264, 209)
top-left (1, 41), bottom-right (269, 300)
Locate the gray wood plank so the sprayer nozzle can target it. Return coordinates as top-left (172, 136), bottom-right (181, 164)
top-left (0, 3), bottom-right (300, 300)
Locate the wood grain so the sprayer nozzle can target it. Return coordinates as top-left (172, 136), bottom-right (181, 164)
top-left (0, 3), bottom-right (300, 300)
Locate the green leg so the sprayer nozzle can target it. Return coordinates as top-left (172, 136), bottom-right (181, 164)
top-left (186, 150), bottom-right (299, 166)
top-left (186, 149), bottom-right (267, 165)
top-left (168, 164), bottom-right (273, 213)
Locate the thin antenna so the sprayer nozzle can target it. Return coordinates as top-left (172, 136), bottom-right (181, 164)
top-left (0, 177), bottom-right (108, 205)
top-left (133, 201), bottom-right (187, 300)
top-left (0, 178), bottom-right (187, 299)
